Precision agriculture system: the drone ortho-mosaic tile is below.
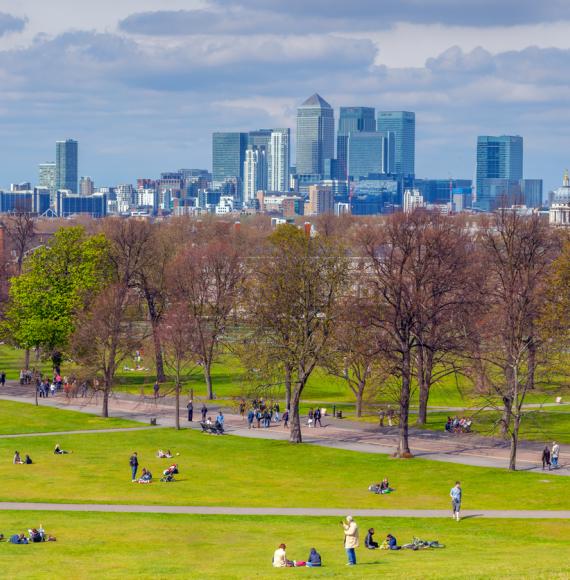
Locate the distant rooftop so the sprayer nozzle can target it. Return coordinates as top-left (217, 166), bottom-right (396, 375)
top-left (300, 93), bottom-right (331, 108)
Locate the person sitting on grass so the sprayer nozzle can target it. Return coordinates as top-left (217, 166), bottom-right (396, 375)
top-left (24, 455), bottom-right (33, 464)
top-left (54, 444), bottom-right (71, 455)
top-left (13, 451), bottom-right (23, 465)
top-left (386, 534), bottom-right (400, 550)
top-left (138, 468), bottom-right (153, 484)
top-left (379, 478), bottom-right (393, 494)
top-left (365, 528), bottom-right (379, 549)
top-left (306, 547), bottom-right (322, 567)
top-left (273, 543), bottom-right (294, 567)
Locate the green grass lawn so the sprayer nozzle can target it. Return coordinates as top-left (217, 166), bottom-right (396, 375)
top-left (417, 408), bottom-right (570, 445)
top-left (0, 512), bottom-right (568, 579)
top-left (0, 400), bottom-right (140, 435)
top-left (0, 427), bottom-right (567, 510)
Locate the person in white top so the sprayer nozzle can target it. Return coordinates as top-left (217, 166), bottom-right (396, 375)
top-left (273, 543), bottom-right (292, 568)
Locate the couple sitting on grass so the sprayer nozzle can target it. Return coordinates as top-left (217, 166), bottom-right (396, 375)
top-left (273, 544), bottom-right (322, 568)
top-left (368, 477), bottom-right (394, 494)
top-left (13, 451), bottom-right (32, 464)
top-left (9, 525), bottom-right (56, 544)
top-left (365, 529), bottom-right (399, 550)
top-left (138, 468), bottom-right (153, 483)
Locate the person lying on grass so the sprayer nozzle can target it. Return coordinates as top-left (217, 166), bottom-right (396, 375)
top-left (156, 449), bottom-right (173, 458)
top-left (10, 533), bottom-right (28, 544)
top-left (54, 444), bottom-right (71, 455)
top-left (138, 468), bottom-right (153, 484)
top-left (368, 478), bottom-right (394, 494)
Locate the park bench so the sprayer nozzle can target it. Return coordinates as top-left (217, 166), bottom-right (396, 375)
top-left (200, 422), bottom-right (225, 435)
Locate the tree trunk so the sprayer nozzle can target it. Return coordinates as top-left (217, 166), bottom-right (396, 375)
top-left (204, 361), bottom-right (214, 400)
top-left (289, 387), bottom-right (303, 443)
top-left (102, 388), bottom-right (110, 418)
top-left (396, 350), bottom-right (412, 457)
top-left (24, 348), bottom-right (30, 369)
top-left (417, 348), bottom-right (433, 425)
top-left (175, 382), bottom-right (180, 430)
top-left (35, 347), bottom-right (41, 362)
top-left (284, 364), bottom-right (292, 410)
top-left (355, 387), bottom-right (363, 418)
top-left (501, 396), bottom-right (512, 438)
top-left (147, 295), bottom-right (166, 382)
top-left (509, 413), bottom-right (520, 471)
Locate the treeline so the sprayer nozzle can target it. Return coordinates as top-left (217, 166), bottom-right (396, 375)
top-left (1, 211), bottom-right (568, 469)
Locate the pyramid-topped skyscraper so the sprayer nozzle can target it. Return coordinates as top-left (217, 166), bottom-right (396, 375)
top-left (296, 93), bottom-right (334, 176)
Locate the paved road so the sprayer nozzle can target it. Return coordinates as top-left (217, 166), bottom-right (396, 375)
top-left (1, 386), bottom-right (568, 475)
top-left (0, 502), bottom-right (567, 519)
top-left (0, 426), bottom-right (163, 439)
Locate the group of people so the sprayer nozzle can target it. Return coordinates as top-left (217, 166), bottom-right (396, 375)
top-left (272, 544), bottom-right (322, 568)
top-left (13, 451), bottom-right (32, 464)
top-left (244, 399), bottom-right (284, 429)
top-left (445, 416), bottom-right (473, 434)
top-left (365, 529), bottom-right (399, 550)
top-left (542, 441), bottom-right (561, 470)
top-left (307, 408), bottom-right (323, 428)
top-left (129, 451), bottom-right (179, 483)
top-left (7, 525), bottom-right (56, 544)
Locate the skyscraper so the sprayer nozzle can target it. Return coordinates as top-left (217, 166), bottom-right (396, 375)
top-left (212, 132), bottom-right (248, 196)
top-left (243, 148), bottom-right (265, 207)
top-left (268, 128), bottom-right (290, 192)
top-left (376, 112), bottom-right (415, 177)
top-left (248, 130), bottom-right (271, 191)
top-left (79, 176), bottom-right (94, 196)
top-left (55, 139), bottom-right (78, 193)
top-left (39, 162), bottom-right (56, 192)
top-left (475, 135), bottom-right (524, 211)
top-left (337, 107), bottom-right (376, 181)
top-left (296, 94), bottom-right (334, 176)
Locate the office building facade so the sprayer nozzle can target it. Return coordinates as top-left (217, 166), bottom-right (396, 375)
top-left (55, 139), bottom-right (78, 193)
top-left (376, 112), bottom-right (415, 177)
top-left (337, 107), bottom-right (375, 181)
top-left (212, 132), bottom-right (248, 197)
top-left (39, 162), bottom-right (56, 192)
top-left (296, 94), bottom-right (334, 176)
top-left (268, 128), bottom-right (290, 192)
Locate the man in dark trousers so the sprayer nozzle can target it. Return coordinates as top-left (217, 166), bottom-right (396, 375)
top-left (542, 445), bottom-right (551, 470)
top-left (130, 452), bottom-right (139, 482)
top-left (187, 400), bottom-right (194, 422)
top-left (0, 371), bottom-right (5, 387)
top-left (201, 404), bottom-right (208, 422)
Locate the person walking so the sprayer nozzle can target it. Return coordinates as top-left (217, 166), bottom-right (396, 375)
top-left (551, 441), bottom-right (560, 469)
top-left (187, 400), bottom-right (194, 422)
top-left (542, 445), bottom-right (551, 470)
top-left (282, 409), bottom-right (289, 429)
top-left (314, 408), bottom-right (322, 428)
top-left (0, 371), bottom-right (5, 387)
top-left (342, 516), bottom-right (359, 566)
top-left (450, 481), bottom-right (462, 521)
top-left (247, 408), bottom-right (254, 429)
top-left (201, 404), bottom-right (208, 422)
top-left (153, 381), bottom-right (160, 399)
top-left (129, 452), bottom-right (139, 482)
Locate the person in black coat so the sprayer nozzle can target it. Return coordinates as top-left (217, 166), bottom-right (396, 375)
top-left (542, 445), bottom-right (551, 470)
top-left (187, 400), bottom-right (194, 422)
top-left (201, 404), bottom-right (208, 422)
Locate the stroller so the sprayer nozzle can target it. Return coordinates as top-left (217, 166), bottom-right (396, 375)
top-left (160, 464), bottom-right (179, 482)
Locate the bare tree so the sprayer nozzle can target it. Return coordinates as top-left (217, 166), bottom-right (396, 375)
top-left (71, 283), bottom-right (140, 417)
top-left (476, 210), bottom-right (555, 470)
top-left (167, 227), bottom-right (244, 400)
top-left (243, 224), bottom-right (348, 443)
top-left (3, 211), bottom-right (36, 274)
top-left (159, 302), bottom-right (200, 430)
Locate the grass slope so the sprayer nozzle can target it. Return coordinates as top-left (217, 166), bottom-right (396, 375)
top-left (0, 400), bottom-right (139, 435)
top-left (0, 512), bottom-right (568, 579)
top-left (0, 429), bottom-right (566, 510)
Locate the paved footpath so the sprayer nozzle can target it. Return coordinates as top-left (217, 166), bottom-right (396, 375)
top-left (1, 386), bottom-right (568, 475)
top-left (0, 502), bottom-right (568, 519)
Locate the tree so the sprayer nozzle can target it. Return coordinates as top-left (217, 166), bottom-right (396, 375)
top-left (324, 296), bottom-right (386, 417)
top-left (167, 226), bottom-right (244, 400)
top-left (411, 214), bottom-right (477, 425)
top-left (71, 283), bottom-right (139, 417)
top-left (3, 211), bottom-right (36, 274)
top-left (159, 302), bottom-right (200, 430)
top-left (476, 210), bottom-right (555, 470)
top-left (243, 225), bottom-right (348, 443)
top-left (103, 219), bottom-right (169, 382)
top-left (361, 211), bottom-right (456, 457)
top-left (2, 226), bottom-right (109, 370)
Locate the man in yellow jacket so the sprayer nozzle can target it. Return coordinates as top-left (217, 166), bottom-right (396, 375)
top-left (342, 516), bottom-right (359, 566)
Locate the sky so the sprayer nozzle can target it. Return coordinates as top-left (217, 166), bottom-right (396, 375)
top-left (0, 1), bottom-right (569, 191)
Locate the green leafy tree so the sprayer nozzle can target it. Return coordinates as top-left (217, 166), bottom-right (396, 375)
top-left (2, 226), bottom-right (109, 370)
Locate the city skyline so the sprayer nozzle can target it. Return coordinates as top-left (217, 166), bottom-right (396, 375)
top-left (0, 2), bottom-right (569, 191)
